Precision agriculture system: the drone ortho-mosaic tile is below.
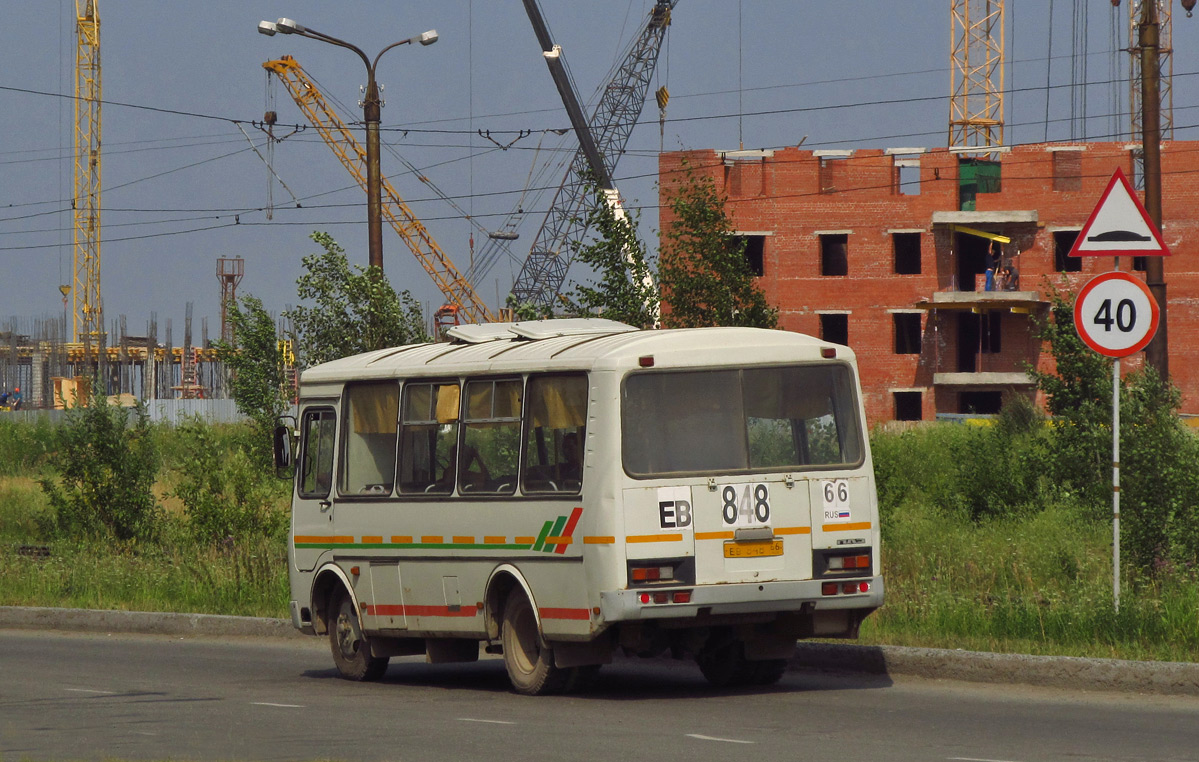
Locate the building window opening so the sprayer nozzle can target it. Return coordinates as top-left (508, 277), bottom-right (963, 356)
top-left (958, 158), bottom-right (1001, 211)
top-left (735, 234), bottom-right (766, 276)
top-left (819, 156), bottom-right (848, 194)
top-left (1053, 150), bottom-right (1082, 191)
top-left (959, 390), bottom-right (1002, 415)
top-left (819, 313), bottom-right (848, 346)
top-left (893, 313), bottom-right (922, 354)
top-left (1053, 231), bottom-right (1082, 273)
top-left (956, 311), bottom-right (1001, 372)
top-left (893, 391), bottom-right (922, 421)
top-left (895, 163), bottom-right (921, 196)
top-left (1132, 256), bottom-right (1147, 272)
top-left (893, 232), bottom-right (922, 274)
top-left (820, 234), bottom-right (848, 276)
top-left (954, 232), bottom-right (992, 291)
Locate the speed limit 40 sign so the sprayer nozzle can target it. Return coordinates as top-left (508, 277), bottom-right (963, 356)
top-left (1073, 271), bottom-right (1160, 357)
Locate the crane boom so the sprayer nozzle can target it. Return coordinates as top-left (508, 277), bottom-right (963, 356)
top-left (263, 56), bottom-right (495, 323)
top-left (510, 1), bottom-right (676, 311)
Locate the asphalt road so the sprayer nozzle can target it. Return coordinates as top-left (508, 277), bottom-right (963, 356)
top-left (2, 630), bottom-right (1197, 762)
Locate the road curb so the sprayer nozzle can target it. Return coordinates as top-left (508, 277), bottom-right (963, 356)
top-left (790, 642), bottom-right (1199, 697)
top-left (0, 606), bottom-right (303, 640)
top-left (3, 606), bottom-right (1196, 696)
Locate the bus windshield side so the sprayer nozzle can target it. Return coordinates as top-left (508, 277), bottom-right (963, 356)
top-left (621, 364), bottom-right (864, 477)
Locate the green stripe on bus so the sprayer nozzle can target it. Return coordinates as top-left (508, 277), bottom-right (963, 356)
top-left (532, 520), bottom-right (554, 552)
top-left (542, 515), bottom-right (568, 553)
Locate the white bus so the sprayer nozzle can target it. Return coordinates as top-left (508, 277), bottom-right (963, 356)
top-left (276, 319), bottom-right (883, 694)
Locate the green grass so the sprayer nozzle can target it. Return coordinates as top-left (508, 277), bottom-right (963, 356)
top-left (858, 501), bottom-right (1199, 661)
top-left (0, 535), bottom-right (288, 617)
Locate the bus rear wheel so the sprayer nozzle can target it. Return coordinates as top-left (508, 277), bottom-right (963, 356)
top-left (329, 588), bottom-right (389, 681)
top-left (501, 593), bottom-right (570, 695)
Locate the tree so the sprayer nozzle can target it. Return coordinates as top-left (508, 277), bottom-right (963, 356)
top-left (658, 160), bottom-right (778, 329)
top-left (285, 232), bottom-right (429, 367)
top-left (1028, 282), bottom-right (1111, 511)
top-left (40, 382), bottom-right (161, 542)
top-left (563, 185), bottom-right (659, 328)
top-left (213, 294), bottom-right (289, 460)
top-left (1031, 281), bottom-right (1199, 576)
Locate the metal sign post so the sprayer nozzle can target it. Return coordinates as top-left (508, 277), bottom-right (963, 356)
top-left (1074, 269), bottom-right (1159, 612)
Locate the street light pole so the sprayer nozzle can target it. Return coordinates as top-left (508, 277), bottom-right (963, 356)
top-left (259, 19), bottom-right (438, 273)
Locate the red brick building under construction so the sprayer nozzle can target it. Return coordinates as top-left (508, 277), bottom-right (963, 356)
top-left (659, 142), bottom-right (1199, 426)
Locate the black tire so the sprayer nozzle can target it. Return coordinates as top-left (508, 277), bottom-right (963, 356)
top-left (329, 588), bottom-right (389, 681)
top-left (748, 658), bottom-right (788, 686)
top-left (696, 639), bottom-right (754, 688)
top-left (501, 593), bottom-right (570, 695)
top-left (564, 663), bottom-right (602, 693)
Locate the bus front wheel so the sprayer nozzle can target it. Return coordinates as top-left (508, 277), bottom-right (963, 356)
top-left (329, 588), bottom-right (389, 681)
top-left (501, 593), bottom-right (570, 695)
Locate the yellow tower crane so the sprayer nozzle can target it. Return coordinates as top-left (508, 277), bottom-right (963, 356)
top-left (263, 56), bottom-right (496, 324)
top-left (949, 0), bottom-right (1004, 149)
top-left (73, 0), bottom-right (103, 344)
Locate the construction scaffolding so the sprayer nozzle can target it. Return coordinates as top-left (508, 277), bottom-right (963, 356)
top-left (0, 306), bottom-right (228, 409)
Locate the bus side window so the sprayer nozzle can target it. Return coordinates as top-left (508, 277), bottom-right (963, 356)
top-left (522, 374), bottom-right (587, 494)
top-left (299, 409), bottom-right (336, 498)
top-left (341, 382), bottom-right (400, 496)
top-left (399, 382), bottom-right (459, 495)
top-left (462, 378), bottom-right (522, 495)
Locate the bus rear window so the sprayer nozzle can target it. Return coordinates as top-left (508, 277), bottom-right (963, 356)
top-left (621, 365), bottom-right (863, 477)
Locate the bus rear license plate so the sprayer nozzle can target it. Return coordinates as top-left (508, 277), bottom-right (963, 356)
top-left (724, 539), bottom-right (783, 558)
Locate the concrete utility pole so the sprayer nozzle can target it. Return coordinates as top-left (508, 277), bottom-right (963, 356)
top-left (1139, 1), bottom-right (1169, 378)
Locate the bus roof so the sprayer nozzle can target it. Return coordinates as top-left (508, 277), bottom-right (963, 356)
top-left (299, 319), bottom-right (854, 387)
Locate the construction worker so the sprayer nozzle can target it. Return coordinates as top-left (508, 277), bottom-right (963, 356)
top-left (10, 387), bottom-right (22, 410)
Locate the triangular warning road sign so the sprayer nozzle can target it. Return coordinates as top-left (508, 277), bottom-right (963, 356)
top-left (1069, 168), bottom-right (1170, 257)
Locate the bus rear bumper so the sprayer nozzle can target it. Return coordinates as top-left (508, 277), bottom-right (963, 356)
top-left (599, 576), bottom-right (884, 623)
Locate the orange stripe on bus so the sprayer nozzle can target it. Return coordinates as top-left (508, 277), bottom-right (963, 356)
top-left (775, 526), bottom-right (812, 535)
top-left (362, 536), bottom-right (383, 544)
top-left (626, 533), bottom-right (683, 543)
top-left (822, 522), bottom-right (872, 532)
top-left (516, 536), bottom-right (536, 545)
top-left (421, 535), bottom-right (444, 544)
top-left (545, 536), bottom-right (572, 545)
top-left (484, 536), bottom-right (507, 545)
top-left (583, 536), bottom-right (615, 544)
top-left (390, 535), bottom-right (413, 544)
top-left (294, 535), bottom-right (352, 544)
top-left (695, 531), bottom-right (734, 541)
top-left (452, 536), bottom-right (474, 544)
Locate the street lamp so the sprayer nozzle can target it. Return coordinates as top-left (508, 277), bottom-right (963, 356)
top-left (258, 18), bottom-right (438, 273)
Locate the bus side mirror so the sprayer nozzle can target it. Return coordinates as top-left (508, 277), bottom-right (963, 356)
top-left (273, 417), bottom-right (297, 473)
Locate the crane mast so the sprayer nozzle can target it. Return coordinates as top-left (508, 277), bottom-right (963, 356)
top-left (509, 1), bottom-right (676, 311)
top-left (73, 0), bottom-right (102, 344)
top-left (263, 56), bottom-right (496, 324)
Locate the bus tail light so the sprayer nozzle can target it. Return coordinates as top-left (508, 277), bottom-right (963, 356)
top-left (630, 564), bottom-right (674, 583)
top-left (827, 554), bottom-right (871, 571)
top-left (823, 581), bottom-right (870, 596)
top-left (638, 589), bottom-right (694, 605)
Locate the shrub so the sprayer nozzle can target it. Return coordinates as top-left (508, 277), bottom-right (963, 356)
top-left (169, 417), bottom-right (289, 545)
top-left (39, 386), bottom-right (161, 542)
top-left (1118, 366), bottom-right (1199, 576)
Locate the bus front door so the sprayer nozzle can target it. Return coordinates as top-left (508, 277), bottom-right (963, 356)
top-left (292, 407), bottom-right (338, 573)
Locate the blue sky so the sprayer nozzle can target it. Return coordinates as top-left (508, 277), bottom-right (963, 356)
top-left (3, 1), bottom-right (1197, 338)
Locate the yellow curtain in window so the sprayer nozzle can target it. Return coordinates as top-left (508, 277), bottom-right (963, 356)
top-left (530, 376), bottom-right (586, 428)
